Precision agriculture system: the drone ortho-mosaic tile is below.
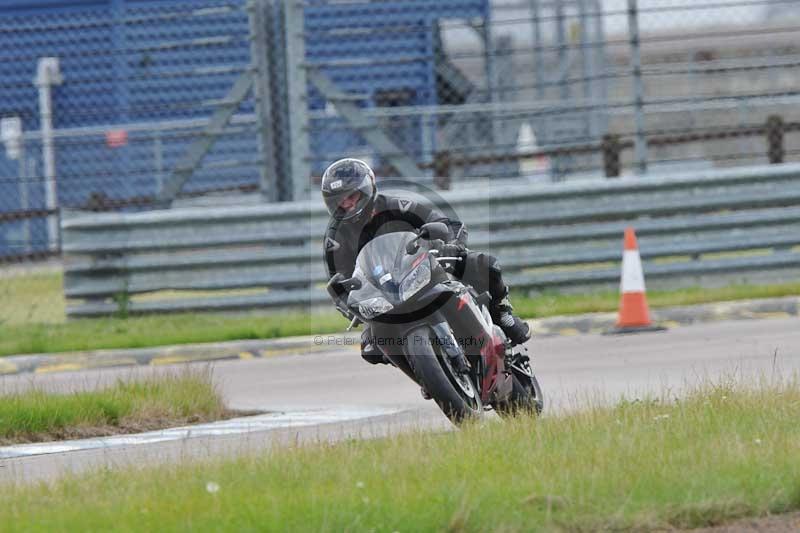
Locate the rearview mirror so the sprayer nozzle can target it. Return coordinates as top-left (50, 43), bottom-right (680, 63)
top-left (342, 276), bottom-right (362, 291)
top-left (327, 273), bottom-right (362, 292)
top-left (326, 273), bottom-right (345, 288)
top-left (420, 222), bottom-right (450, 241)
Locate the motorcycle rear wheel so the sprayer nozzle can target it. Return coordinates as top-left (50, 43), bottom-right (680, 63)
top-left (406, 326), bottom-right (483, 425)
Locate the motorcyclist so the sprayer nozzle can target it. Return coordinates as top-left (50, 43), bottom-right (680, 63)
top-left (321, 158), bottom-right (531, 365)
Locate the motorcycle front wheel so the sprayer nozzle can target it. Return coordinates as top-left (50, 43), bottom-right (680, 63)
top-left (405, 325), bottom-right (483, 425)
top-left (495, 353), bottom-right (544, 418)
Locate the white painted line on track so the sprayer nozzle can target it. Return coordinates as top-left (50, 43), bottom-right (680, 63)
top-left (0, 407), bottom-right (404, 459)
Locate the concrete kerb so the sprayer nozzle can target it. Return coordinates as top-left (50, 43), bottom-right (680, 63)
top-left (0, 336), bottom-right (360, 376)
top-left (1, 296), bottom-right (798, 376)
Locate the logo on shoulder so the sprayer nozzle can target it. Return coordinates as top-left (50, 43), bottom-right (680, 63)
top-left (325, 236), bottom-right (340, 251)
top-left (398, 198), bottom-right (413, 213)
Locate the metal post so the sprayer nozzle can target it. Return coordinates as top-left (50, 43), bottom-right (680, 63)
top-left (270, 0), bottom-right (294, 200)
top-left (248, 0), bottom-right (279, 202)
top-left (602, 134), bottom-right (621, 177)
top-left (495, 35), bottom-right (516, 172)
top-left (112, 0), bottom-right (129, 123)
top-left (34, 57), bottom-right (63, 252)
top-left (529, 0), bottom-right (545, 102)
top-left (421, 111), bottom-right (434, 176)
top-left (283, 0), bottom-right (311, 201)
top-left (1, 116), bottom-right (29, 253)
top-left (153, 130), bottom-right (164, 193)
top-left (578, 0), bottom-right (594, 137)
top-left (593, 0), bottom-right (609, 136)
top-left (18, 137), bottom-right (30, 254)
top-left (555, 0), bottom-right (569, 101)
top-left (550, 0), bottom-right (571, 181)
top-left (481, 19), bottom-right (496, 106)
top-left (112, 0), bottom-right (132, 197)
top-left (766, 115), bottom-right (785, 164)
top-left (628, 0), bottom-right (648, 175)
top-left (24, 156), bottom-right (34, 253)
top-left (479, 12), bottom-right (501, 146)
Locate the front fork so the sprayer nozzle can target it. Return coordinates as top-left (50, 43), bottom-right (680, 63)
top-left (430, 322), bottom-right (470, 372)
top-left (507, 344), bottom-right (534, 379)
top-left (439, 285), bottom-right (514, 405)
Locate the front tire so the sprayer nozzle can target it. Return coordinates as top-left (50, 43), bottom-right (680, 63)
top-left (406, 326), bottom-right (483, 425)
top-left (495, 374), bottom-right (544, 417)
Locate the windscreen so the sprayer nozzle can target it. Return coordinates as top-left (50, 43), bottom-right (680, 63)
top-left (347, 232), bottom-right (424, 306)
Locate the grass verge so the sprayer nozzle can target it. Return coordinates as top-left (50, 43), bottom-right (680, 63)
top-left (4, 269), bottom-right (800, 356)
top-left (0, 310), bottom-right (346, 357)
top-left (513, 282), bottom-right (800, 318)
top-left (0, 369), bottom-right (232, 444)
top-left (2, 377), bottom-right (799, 531)
top-left (0, 272), bottom-right (64, 325)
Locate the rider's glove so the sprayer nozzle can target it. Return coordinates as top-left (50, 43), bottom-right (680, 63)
top-left (440, 242), bottom-right (467, 259)
top-left (327, 276), bottom-right (355, 321)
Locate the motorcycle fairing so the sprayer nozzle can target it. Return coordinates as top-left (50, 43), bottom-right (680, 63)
top-left (347, 232), bottom-right (429, 309)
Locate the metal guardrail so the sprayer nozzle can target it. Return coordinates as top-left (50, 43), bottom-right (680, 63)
top-left (62, 163), bottom-right (800, 317)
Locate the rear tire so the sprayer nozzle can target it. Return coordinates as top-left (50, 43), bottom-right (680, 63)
top-left (406, 326), bottom-right (483, 425)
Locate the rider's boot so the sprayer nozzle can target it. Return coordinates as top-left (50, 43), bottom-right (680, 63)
top-left (490, 291), bottom-right (531, 346)
top-left (480, 256), bottom-right (531, 346)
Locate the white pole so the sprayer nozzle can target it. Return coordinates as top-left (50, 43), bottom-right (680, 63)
top-left (34, 57), bottom-right (63, 252)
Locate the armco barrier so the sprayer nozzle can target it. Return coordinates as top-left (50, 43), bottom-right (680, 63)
top-left (62, 163), bottom-right (800, 317)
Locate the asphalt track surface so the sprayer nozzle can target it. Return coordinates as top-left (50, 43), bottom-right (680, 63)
top-left (1, 317), bottom-right (798, 484)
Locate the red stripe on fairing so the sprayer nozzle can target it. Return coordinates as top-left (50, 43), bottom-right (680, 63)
top-left (411, 252), bottom-right (428, 269)
top-left (479, 333), bottom-right (505, 402)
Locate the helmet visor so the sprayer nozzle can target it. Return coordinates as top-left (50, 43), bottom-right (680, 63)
top-left (324, 190), bottom-right (371, 220)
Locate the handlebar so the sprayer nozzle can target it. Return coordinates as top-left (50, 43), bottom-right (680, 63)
top-left (346, 315), bottom-right (361, 331)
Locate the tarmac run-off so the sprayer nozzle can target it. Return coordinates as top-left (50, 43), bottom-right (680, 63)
top-left (0, 316), bottom-right (798, 484)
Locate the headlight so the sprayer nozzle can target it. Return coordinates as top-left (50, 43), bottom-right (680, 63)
top-left (358, 297), bottom-right (394, 319)
top-left (400, 262), bottom-right (431, 301)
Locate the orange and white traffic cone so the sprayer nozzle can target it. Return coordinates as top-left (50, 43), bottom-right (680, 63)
top-left (609, 227), bottom-right (665, 334)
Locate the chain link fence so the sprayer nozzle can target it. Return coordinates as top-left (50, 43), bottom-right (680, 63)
top-left (3, 0), bottom-right (800, 261)
top-left (3, 0), bottom-right (800, 329)
top-left (0, 1), bottom-right (262, 262)
top-left (296, 0), bottom-right (800, 185)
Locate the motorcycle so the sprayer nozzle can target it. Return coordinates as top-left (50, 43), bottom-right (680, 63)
top-left (327, 222), bottom-right (543, 424)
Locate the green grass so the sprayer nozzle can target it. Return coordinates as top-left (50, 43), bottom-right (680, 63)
top-left (4, 269), bottom-right (800, 356)
top-left (2, 377), bottom-right (799, 531)
top-left (0, 272), bottom-right (64, 325)
top-left (513, 282), bottom-right (800, 318)
top-left (0, 310), bottom-right (346, 357)
top-left (0, 369), bottom-right (228, 444)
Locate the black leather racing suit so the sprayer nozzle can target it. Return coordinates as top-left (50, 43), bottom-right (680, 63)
top-left (324, 193), bottom-right (511, 364)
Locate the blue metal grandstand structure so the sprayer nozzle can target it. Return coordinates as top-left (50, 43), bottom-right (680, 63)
top-left (0, 0), bottom-right (491, 259)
